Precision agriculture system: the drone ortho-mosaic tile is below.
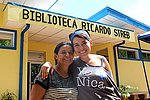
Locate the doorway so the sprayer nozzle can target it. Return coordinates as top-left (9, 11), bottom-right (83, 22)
top-left (96, 48), bottom-right (109, 62)
top-left (27, 51), bottom-right (45, 99)
top-left (27, 62), bottom-right (43, 99)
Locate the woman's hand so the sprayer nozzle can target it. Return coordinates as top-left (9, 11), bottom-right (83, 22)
top-left (40, 62), bottom-right (53, 79)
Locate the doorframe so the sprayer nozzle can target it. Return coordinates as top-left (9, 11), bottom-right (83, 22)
top-left (27, 61), bottom-right (44, 99)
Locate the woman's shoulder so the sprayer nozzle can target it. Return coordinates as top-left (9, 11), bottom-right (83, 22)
top-left (90, 54), bottom-right (105, 59)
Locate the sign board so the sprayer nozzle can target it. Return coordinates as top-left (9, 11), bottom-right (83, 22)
top-left (4, 4), bottom-right (135, 42)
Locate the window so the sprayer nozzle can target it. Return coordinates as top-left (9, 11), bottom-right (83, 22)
top-left (118, 47), bottom-right (139, 59)
top-left (0, 28), bottom-right (17, 50)
top-left (0, 39), bottom-right (11, 46)
top-left (118, 46), bottom-right (150, 61)
top-left (28, 51), bottom-right (45, 62)
top-left (142, 51), bottom-right (150, 60)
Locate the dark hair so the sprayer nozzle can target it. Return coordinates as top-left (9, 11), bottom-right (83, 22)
top-left (54, 41), bottom-right (74, 65)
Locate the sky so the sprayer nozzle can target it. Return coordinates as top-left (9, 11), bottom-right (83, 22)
top-left (48, 0), bottom-right (150, 26)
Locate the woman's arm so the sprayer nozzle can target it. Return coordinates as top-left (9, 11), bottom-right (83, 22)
top-left (102, 56), bottom-right (115, 79)
top-left (102, 56), bottom-right (112, 72)
top-left (29, 84), bottom-right (46, 100)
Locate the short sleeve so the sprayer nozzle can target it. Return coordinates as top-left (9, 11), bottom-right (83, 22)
top-left (34, 73), bottom-right (49, 89)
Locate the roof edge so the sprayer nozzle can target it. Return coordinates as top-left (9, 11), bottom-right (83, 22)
top-left (88, 6), bottom-right (150, 31)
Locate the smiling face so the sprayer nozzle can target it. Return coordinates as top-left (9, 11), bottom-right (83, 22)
top-left (72, 36), bottom-right (92, 58)
top-left (55, 44), bottom-right (74, 68)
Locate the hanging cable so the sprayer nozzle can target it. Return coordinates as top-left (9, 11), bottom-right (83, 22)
top-left (47, 0), bottom-right (58, 11)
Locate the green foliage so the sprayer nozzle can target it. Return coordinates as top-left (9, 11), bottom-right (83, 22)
top-left (0, 90), bottom-right (17, 100)
top-left (119, 49), bottom-right (127, 58)
top-left (119, 85), bottom-right (138, 98)
top-left (0, 39), bottom-right (11, 47)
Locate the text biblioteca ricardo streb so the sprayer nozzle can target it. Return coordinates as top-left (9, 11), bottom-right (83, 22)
top-left (22, 8), bottom-right (131, 40)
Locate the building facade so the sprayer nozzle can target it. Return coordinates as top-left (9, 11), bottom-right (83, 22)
top-left (0, 2), bottom-right (150, 100)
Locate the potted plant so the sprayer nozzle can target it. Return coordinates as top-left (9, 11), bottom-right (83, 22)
top-left (0, 90), bottom-right (17, 100)
top-left (119, 84), bottom-right (138, 100)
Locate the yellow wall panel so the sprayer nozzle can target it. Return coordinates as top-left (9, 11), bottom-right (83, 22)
top-left (0, 29), bottom-right (21, 100)
top-left (118, 60), bottom-right (147, 91)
